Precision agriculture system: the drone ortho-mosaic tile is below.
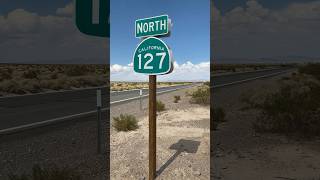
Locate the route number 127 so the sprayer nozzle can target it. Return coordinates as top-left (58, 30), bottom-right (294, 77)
top-left (137, 52), bottom-right (166, 70)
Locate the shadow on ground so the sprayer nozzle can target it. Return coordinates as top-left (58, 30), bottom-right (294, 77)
top-left (156, 139), bottom-right (200, 177)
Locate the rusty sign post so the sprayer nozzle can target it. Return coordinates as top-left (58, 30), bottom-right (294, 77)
top-left (133, 15), bottom-right (173, 180)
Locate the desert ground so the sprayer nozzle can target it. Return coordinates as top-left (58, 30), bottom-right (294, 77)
top-left (212, 71), bottom-right (320, 180)
top-left (110, 86), bottom-right (210, 180)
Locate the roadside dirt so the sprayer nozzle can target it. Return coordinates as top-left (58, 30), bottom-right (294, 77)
top-left (110, 86), bottom-right (210, 180)
top-left (212, 73), bottom-right (320, 180)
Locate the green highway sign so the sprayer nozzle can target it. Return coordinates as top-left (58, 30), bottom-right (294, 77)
top-left (75, 0), bottom-right (109, 37)
top-left (135, 15), bottom-right (170, 38)
top-left (133, 37), bottom-right (172, 75)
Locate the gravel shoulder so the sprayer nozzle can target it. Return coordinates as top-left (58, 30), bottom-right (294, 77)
top-left (111, 86), bottom-right (210, 180)
top-left (212, 73), bottom-right (320, 180)
top-left (0, 114), bottom-right (108, 180)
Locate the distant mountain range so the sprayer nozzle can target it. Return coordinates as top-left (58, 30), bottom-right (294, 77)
top-left (0, 58), bottom-right (109, 64)
top-left (214, 56), bottom-right (320, 64)
top-left (1, 56), bottom-right (320, 65)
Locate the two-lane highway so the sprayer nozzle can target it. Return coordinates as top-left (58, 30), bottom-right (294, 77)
top-left (0, 67), bottom-right (292, 134)
top-left (110, 84), bottom-right (197, 103)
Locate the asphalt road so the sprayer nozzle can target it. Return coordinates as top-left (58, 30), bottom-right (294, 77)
top-left (0, 68), bottom-right (290, 131)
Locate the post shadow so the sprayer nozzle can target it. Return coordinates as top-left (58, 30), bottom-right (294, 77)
top-left (156, 139), bottom-right (200, 177)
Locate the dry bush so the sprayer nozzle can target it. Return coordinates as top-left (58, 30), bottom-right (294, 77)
top-left (189, 85), bottom-right (210, 105)
top-left (173, 95), bottom-right (181, 103)
top-left (23, 68), bottom-right (40, 79)
top-left (213, 107), bottom-right (226, 130)
top-left (113, 114), bottom-right (139, 132)
top-left (242, 73), bottom-right (320, 138)
top-left (157, 100), bottom-right (166, 112)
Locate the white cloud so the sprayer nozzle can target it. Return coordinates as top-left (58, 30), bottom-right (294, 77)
top-left (0, 5), bottom-right (108, 63)
top-left (3, 9), bottom-right (40, 33)
top-left (56, 3), bottom-right (74, 16)
top-left (213, 0), bottom-right (320, 59)
top-left (111, 61), bottom-right (210, 82)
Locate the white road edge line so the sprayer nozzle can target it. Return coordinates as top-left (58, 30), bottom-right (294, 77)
top-left (213, 70), bottom-right (291, 88)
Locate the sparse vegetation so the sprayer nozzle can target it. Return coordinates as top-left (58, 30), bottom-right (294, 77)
top-left (0, 64), bottom-right (108, 96)
top-left (157, 100), bottom-right (166, 112)
top-left (211, 63), bottom-right (289, 74)
top-left (173, 95), bottom-right (181, 103)
top-left (189, 85), bottom-right (210, 105)
top-left (23, 69), bottom-right (40, 79)
top-left (111, 82), bottom-right (192, 91)
top-left (298, 63), bottom-right (320, 80)
top-left (113, 114), bottom-right (139, 132)
top-left (213, 107), bottom-right (226, 130)
top-left (8, 164), bottom-right (80, 180)
top-left (242, 66), bottom-right (320, 138)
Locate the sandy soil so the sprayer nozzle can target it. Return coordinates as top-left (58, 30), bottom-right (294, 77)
top-left (111, 87), bottom-right (210, 180)
top-left (212, 72), bottom-right (320, 180)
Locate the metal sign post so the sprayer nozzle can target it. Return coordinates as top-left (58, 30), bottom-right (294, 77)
top-left (97, 89), bottom-right (103, 154)
top-left (133, 15), bottom-right (173, 180)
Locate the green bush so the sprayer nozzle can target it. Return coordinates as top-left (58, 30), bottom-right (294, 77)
top-left (242, 75), bottom-right (320, 138)
top-left (189, 85), bottom-right (210, 105)
top-left (113, 114), bottom-right (139, 131)
top-left (173, 95), bottom-right (181, 103)
top-left (213, 107), bottom-right (226, 130)
top-left (157, 100), bottom-right (166, 112)
top-left (8, 164), bottom-right (80, 180)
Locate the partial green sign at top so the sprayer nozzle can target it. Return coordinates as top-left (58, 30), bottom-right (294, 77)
top-left (75, 0), bottom-right (109, 37)
top-left (135, 15), bottom-right (170, 38)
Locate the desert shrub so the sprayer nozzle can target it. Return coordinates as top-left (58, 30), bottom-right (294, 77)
top-left (23, 69), bottom-right (40, 79)
top-left (65, 65), bottom-right (94, 76)
top-left (189, 85), bottom-right (210, 105)
top-left (173, 95), bottom-right (181, 103)
top-left (213, 107), bottom-right (226, 130)
top-left (157, 100), bottom-right (166, 112)
top-left (298, 63), bottom-right (320, 80)
top-left (21, 79), bottom-right (41, 93)
top-left (0, 80), bottom-right (26, 94)
top-left (242, 75), bottom-right (320, 138)
top-left (203, 81), bottom-right (210, 86)
top-left (113, 114), bottom-right (138, 131)
top-left (0, 68), bottom-right (13, 81)
top-left (8, 164), bottom-right (80, 180)
top-left (50, 73), bottom-right (58, 79)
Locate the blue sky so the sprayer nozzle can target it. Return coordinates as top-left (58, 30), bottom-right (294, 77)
top-left (110, 0), bottom-right (210, 66)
